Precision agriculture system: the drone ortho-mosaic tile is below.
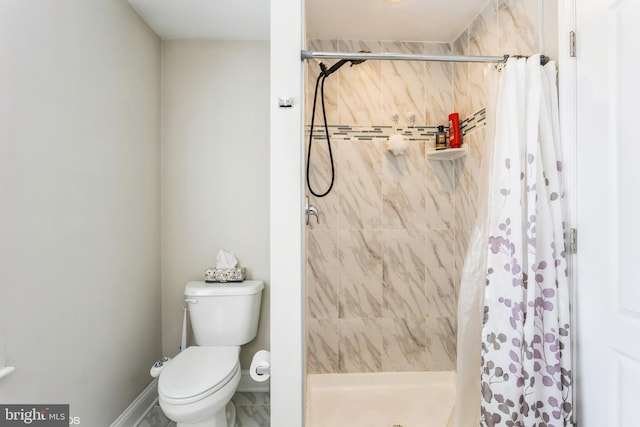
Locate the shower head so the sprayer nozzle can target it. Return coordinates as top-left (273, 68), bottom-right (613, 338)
top-left (320, 50), bottom-right (370, 77)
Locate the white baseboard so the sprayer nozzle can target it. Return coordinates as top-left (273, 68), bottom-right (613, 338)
top-left (110, 370), bottom-right (268, 427)
top-left (237, 369), bottom-right (270, 393)
top-left (110, 378), bottom-right (159, 427)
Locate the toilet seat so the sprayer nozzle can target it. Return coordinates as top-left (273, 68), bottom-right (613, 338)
top-left (159, 346), bottom-right (239, 405)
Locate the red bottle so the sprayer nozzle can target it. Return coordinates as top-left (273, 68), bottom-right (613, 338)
top-left (448, 112), bottom-right (461, 148)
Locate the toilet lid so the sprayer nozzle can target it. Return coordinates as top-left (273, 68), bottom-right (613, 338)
top-left (159, 346), bottom-right (239, 400)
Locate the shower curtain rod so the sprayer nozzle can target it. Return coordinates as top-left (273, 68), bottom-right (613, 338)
top-left (301, 50), bottom-right (549, 65)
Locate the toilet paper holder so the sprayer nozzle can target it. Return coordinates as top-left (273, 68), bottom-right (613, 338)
top-left (250, 350), bottom-right (271, 382)
top-left (255, 365), bottom-right (271, 376)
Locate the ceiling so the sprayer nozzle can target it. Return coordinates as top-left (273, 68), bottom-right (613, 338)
top-left (306, 0), bottom-right (488, 42)
top-left (128, 0), bottom-right (488, 43)
top-left (127, 0), bottom-right (270, 40)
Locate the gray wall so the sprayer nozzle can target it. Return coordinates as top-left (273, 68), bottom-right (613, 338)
top-left (0, 1), bottom-right (161, 424)
top-left (161, 40), bottom-right (270, 369)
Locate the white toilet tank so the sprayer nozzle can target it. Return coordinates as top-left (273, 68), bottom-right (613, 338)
top-left (184, 280), bottom-right (264, 346)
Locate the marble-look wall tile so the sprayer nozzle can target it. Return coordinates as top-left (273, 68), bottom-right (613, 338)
top-left (498, 0), bottom-right (540, 56)
top-left (454, 129), bottom-right (484, 233)
top-left (338, 318), bottom-right (382, 372)
top-left (468, 64), bottom-right (491, 122)
top-left (382, 229), bottom-right (426, 318)
top-left (425, 317), bottom-right (456, 370)
top-left (425, 230), bottom-right (456, 319)
top-left (338, 230), bottom-right (383, 318)
top-left (453, 31), bottom-right (470, 122)
top-left (469, 1), bottom-right (499, 114)
top-left (469, 0), bottom-right (499, 56)
top-left (454, 179), bottom-right (474, 235)
top-left (382, 41), bottom-right (426, 126)
top-left (454, 229), bottom-right (472, 299)
top-left (426, 188), bottom-right (455, 230)
top-left (307, 230), bottom-right (338, 319)
top-left (337, 40), bottom-right (383, 125)
top-left (337, 139), bottom-right (382, 229)
top-left (425, 43), bottom-right (454, 126)
top-left (306, 39), bottom-right (339, 127)
top-left (306, 134), bottom-right (339, 230)
top-left (382, 140), bottom-right (426, 229)
top-left (452, 153), bottom-right (466, 192)
top-left (307, 318), bottom-right (339, 374)
top-left (307, 190), bottom-right (339, 231)
top-left (425, 159), bottom-right (454, 230)
top-left (466, 130), bottom-right (485, 185)
top-left (454, 177), bottom-right (472, 234)
top-left (453, 129), bottom-right (488, 297)
top-left (381, 318), bottom-right (427, 371)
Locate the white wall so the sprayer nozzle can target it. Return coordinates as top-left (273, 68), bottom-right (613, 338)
top-left (161, 40), bottom-right (270, 369)
top-left (0, 0), bottom-right (161, 425)
top-left (270, 0), bottom-right (305, 423)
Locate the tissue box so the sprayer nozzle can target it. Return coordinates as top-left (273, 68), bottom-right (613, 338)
top-left (205, 267), bottom-right (245, 282)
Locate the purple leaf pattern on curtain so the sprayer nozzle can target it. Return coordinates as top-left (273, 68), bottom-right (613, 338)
top-left (480, 56), bottom-right (572, 427)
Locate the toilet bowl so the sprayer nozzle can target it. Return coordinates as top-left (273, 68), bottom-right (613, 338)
top-left (157, 280), bottom-right (264, 427)
top-left (159, 346), bottom-right (241, 427)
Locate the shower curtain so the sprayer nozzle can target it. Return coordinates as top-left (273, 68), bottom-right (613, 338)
top-left (453, 64), bottom-right (499, 427)
top-left (456, 55), bottom-right (572, 427)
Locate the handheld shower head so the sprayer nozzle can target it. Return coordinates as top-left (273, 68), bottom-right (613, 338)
top-left (348, 53), bottom-right (368, 66)
top-left (319, 50), bottom-right (370, 77)
top-left (349, 59), bottom-right (367, 66)
top-left (307, 50), bottom-right (370, 197)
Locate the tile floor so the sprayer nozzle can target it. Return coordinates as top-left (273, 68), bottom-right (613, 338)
top-left (136, 392), bottom-right (270, 427)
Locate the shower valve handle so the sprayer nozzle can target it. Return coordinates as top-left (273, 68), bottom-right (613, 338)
top-left (308, 206), bottom-right (319, 224)
top-left (305, 195), bottom-right (320, 225)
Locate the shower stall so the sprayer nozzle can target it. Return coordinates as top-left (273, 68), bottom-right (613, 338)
top-left (270, 0), bottom-right (574, 426)
top-left (302, 41), bottom-right (487, 426)
top-left (302, 3), bottom-right (562, 426)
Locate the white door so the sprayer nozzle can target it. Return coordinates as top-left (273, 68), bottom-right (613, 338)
top-left (576, 0), bottom-right (640, 426)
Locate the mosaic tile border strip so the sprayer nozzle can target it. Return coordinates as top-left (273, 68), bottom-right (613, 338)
top-left (307, 108), bottom-right (486, 142)
top-left (460, 108), bottom-right (486, 137)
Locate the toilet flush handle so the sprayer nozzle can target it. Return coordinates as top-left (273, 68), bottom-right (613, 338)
top-left (185, 298), bottom-right (198, 304)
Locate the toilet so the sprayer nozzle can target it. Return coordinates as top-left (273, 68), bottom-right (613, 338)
top-left (158, 280), bottom-right (264, 427)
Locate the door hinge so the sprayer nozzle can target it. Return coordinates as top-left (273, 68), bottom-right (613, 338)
top-left (569, 228), bottom-right (578, 254)
top-left (569, 31), bottom-right (576, 57)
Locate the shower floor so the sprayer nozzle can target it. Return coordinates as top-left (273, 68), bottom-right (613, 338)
top-left (306, 371), bottom-right (455, 427)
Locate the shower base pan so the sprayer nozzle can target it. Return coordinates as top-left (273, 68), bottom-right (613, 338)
top-left (306, 371), bottom-right (456, 427)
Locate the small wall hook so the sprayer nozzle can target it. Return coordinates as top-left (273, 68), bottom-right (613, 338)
top-left (391, 112), bottom-right (400, 134)
top-left (406, 112), bottom-right (416, 127)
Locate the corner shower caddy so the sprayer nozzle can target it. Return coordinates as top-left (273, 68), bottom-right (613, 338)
top-left (427, 146), bottom-right (467, 193)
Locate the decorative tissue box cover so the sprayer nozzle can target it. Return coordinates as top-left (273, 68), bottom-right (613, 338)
top-left (205, 267), bottom-right (245, 282)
